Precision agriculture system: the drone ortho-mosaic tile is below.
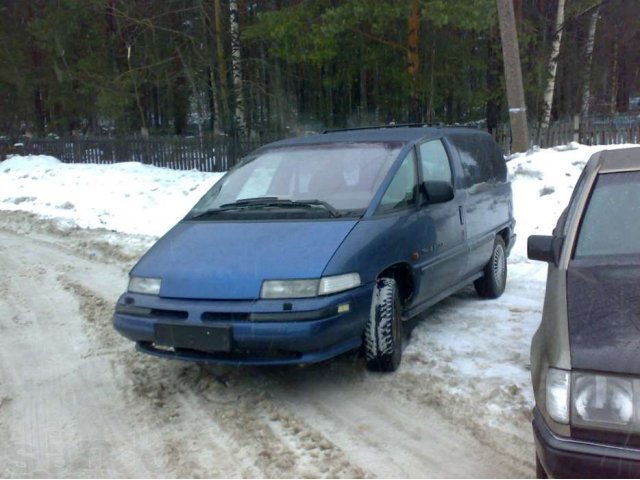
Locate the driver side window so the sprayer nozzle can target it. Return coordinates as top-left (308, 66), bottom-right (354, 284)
top-left (376, 149), bottom-right (417, 214)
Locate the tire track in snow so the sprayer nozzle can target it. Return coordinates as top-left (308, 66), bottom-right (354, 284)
top-left (0, 218), bottom-right (535, 477)
top-left (0, 233), bottom-right (185, 476)
top-left (59, 278), bottom-right (254, 477)
top-left (254, 361), bottom-right (533, 478)
top-left (0, 231), bottom-right (243, 477)
top-left (117, 345), bottom-right (367, 477)
top-left (62, 277), bottom-right (364, 478)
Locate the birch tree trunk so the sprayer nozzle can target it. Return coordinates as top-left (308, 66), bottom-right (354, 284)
top-left (209, 69), bottom-right (220, 133)
top-left (229, 0), bottom-right (246, 139)
top-left (610, 36), bottom-right (619, 115)
top-left (213, 0), bottom-right (230, 129)
top-left (126, 44), bottom-right (149, 138)
top-left (580, 6), bottom-right (599, 119)
top-left (540, 0), bottom-right (566, 129)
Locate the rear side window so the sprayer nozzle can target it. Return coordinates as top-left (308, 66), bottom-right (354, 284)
top-left (574, 172), bottom-right (640, 258)
top-left (448, 134), bottom-right (505, 188)
top-left (376, 149), bottom-right (417, 214)
top-left (419, 139), bottom-right (453, 184)
top-left (486, 140), bottom-right (507, 182)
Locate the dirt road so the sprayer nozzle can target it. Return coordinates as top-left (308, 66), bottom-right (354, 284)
top-left (0, 221), bottom-right (534, 477)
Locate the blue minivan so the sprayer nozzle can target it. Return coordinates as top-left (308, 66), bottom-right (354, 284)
top-left (113, 126), bottom-right (515, 371)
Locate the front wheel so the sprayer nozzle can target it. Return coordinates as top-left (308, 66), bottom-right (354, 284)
top-left (474, 235), bottom-right (507, 299)
top-left (364, 278), bottom-right (403, 372)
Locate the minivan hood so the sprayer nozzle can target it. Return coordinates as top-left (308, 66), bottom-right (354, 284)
top-left (133, 220), bottom-right (357, 300)
top-left (568, 260), bottom-right (640, 375)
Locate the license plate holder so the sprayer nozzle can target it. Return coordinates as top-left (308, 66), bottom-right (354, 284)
top-left (155, 324), bottom-right (232, 352)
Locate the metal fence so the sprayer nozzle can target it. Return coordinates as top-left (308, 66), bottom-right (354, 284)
top-left (2, 117), bottom-right (639, 171)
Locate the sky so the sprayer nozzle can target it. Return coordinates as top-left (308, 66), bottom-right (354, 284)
top-left (1, 141), bottom-right (637, 440)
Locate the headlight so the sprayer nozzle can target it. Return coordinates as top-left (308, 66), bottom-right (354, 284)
top-left (261, 273), bottom-right (361, 299)
top-left (260, 279), bottom-right (319, 299)
top-left (572, 372), bottom-right (635, 431)
top-left (318, 273), bottom-right (361, 295)
top-left (128, 276), bottom-right (162, 295)
top-left (546, 368), bottom-right (570, 424)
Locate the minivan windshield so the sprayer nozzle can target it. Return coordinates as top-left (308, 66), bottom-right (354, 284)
top-left (188, 142), bottom-right (403, 220)
top-left (574, 171), bottom-right (640, 258)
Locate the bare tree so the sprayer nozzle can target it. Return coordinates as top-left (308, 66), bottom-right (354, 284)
top-left (126, 44), bottom-right (149, 138)
top-left (213, 0), bottom-right (230, 129)
top-left (581, 5), bottom-right (599, 119)
top-left (229, 0), bottom-right (246, 139)
top-left (540, 0), bottom-right (566, 129)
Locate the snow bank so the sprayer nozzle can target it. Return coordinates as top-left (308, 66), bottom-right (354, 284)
top-left (0, 155), bottom-right (223, 237)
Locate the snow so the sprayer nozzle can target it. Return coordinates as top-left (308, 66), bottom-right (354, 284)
top-left (0, 156), bottom-right (223, 237)
top-left (1, 142), bottom-right (637, 443)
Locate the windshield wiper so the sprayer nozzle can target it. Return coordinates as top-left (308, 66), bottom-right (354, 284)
top-left (222, 197), bottom-right (341, 217)
top-left (191, 197), bottom-right (342, 219)
top-left (220, 196), bottom-right (280, 207)
top-left (188, 197), bottom-right (281, 219)
top-left (291, 199), bottom-right (342, 217)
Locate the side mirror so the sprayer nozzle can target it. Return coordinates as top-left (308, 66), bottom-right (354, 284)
top-left (423, 181), bottom-right (454, 204)
top-left (527, 235), bottom-right (563, 265)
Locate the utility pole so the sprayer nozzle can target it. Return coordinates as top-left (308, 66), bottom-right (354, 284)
top-left (496, 0), bottom-right (529, 153)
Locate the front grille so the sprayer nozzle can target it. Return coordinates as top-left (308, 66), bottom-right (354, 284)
top-left (201, 308), bottom-right (336, 323)
top-left (151, 308), bottom-right (188, 320)
top-left (116, 304), bottom-right (188, 320)
top-left (201, 312), bottom-right (251, 322)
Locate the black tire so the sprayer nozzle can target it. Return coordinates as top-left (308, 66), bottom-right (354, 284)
top-left (364, 278), bottom-right (403, 372)
top-left (535, 454), bottom-right (548, 479)
top-left (474, 235), bottom-right (507, 299)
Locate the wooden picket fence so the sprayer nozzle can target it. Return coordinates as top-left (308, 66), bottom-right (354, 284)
top-left (496, 117), bottom-right (640, 154)
top-left (2, 117), bottom-right (639, 170)
top-left (1, 135), bottom-right (262, 172)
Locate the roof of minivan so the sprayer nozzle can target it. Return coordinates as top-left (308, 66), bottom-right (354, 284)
top-left (258, 126), bottom-right (488, 150)
top-left (597, 146), bottom-right (640, 173)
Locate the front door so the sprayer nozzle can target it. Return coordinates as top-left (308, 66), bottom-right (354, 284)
top-left (413, 139), bottom-right (466, 304)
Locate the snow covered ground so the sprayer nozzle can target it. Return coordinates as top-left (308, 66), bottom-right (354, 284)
top-left (0, 156), bottom-right (223, 237)
top-left (0, 142), bottom-right (637, 475)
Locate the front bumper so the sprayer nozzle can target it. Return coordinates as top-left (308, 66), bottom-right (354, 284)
top-left (112, 284), bottom-right (373, 365)
top-left (533, 408), bottom-right (640, 478)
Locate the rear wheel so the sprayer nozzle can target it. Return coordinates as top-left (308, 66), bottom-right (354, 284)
top-left (364, 278), bottom-right (403, 372)
top-left (474, 235), bottom-right (507, 299)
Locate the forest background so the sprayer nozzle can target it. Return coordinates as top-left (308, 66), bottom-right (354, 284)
top-left (0, 0), bottom-right (637, 145)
